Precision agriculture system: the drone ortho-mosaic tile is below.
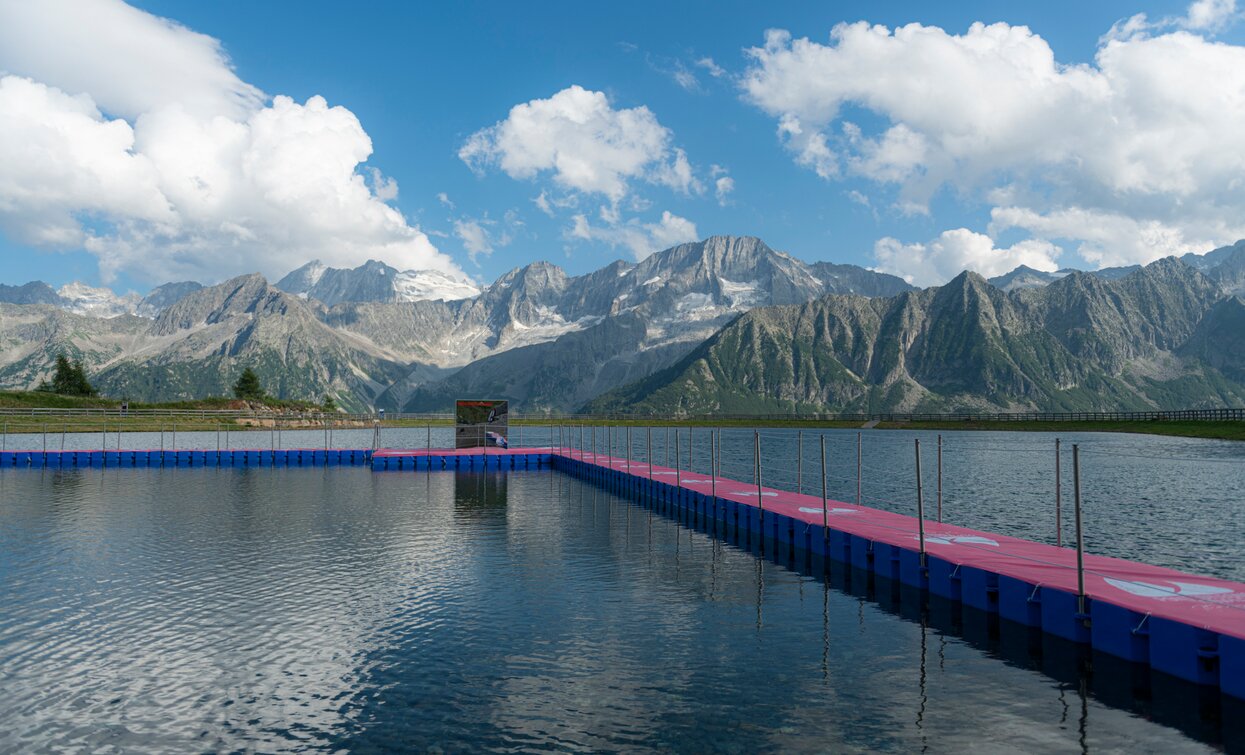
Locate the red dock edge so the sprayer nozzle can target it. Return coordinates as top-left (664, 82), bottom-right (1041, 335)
top-left (373, 446), bottom-right (1245, 699)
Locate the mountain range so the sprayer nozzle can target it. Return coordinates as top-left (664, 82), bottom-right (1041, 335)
top-left (1, 236), bottom-right (1243, 414)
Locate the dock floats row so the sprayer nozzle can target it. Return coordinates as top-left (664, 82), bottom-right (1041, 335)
top-left (4, 444), bottom-right (1243, 702)
top-left (0, 448), bottom-right (376, 467)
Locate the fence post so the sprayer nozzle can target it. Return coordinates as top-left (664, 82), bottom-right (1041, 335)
top-left (626, 426), bottom-right (631, 471)
top-left (1055, 438), bottom-right (1063, 547)
top-left (665, 426), bottom-right (670, 467)
top-left (937, 434), bottom-right (943, 523)
top-left (915, 439), bottom-right (926, 567)
top-left (427, 424), bottom-right (432, 451)
top-left (1073, 444), bottom-right (1086, 616)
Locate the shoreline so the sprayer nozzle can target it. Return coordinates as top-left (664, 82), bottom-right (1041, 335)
top-left (0, 416), bottom-right (1241, 441)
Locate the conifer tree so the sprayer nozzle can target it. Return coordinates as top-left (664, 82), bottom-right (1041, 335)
top-left (233, 368), bottom-right (265, 401)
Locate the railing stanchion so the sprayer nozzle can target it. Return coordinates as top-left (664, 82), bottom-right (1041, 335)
top-left (647, 426), bottom-right (653, 479)
top-left (710, 429), bottom-right (717, 516)
top-left (1074, 444), bottom-right (1086, 616)
top-left (755, 430), bottom-right (764, 553)
top-left (1055, 438), bottom-right (1063, 547)
top-left (798, 429), bottom-right (803, 495)
top-left (937, 434), bottom-right (943, 523)
top-left (820, 434), bottom-right (828, 540)
top-left (915, 438), bottom-right (926, 568)
top-left (675, 427), bottom-right (681, 490)
top-left (856, 432), bottom-right (863, 506)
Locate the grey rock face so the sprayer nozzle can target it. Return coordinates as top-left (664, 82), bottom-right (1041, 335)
top-left (587, 257), bottom-right (1245, 416)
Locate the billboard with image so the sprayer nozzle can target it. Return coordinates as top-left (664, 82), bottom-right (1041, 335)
top-left (455, 399), bottom-right (509, 448)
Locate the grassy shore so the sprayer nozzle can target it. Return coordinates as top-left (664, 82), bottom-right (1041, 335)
top-left (3, 392), bottom-right (1241, 441)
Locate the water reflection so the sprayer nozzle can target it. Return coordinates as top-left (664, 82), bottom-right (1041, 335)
top-left (0, 467), bottom-right (1237, 752)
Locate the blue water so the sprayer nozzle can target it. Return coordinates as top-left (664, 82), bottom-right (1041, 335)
top-left (5, 424), bottom-right (1243, 579)
top-left (0, 464), bottom-right (1239, 752)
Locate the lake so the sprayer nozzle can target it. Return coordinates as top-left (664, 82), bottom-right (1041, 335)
top-left (1, 433), bottom-right (1242, 751)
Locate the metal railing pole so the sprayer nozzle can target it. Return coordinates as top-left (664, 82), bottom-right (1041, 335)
top-left (665, 426), bottom-right (669, 467)
top-left (820, 434), bottom-right (828, 539)
top-left (1073, 444), bottom-right (1086, 615)
top-left (937, 434), bottom-right (943, 523)
top-left (915, 439), bottom-right (926, 567)
top-left (755, 430), bottom-right (764, 546)
top-left (710, 429), bottom-right (717, 511)
top-left (674, 427), bottom-right (681, 489)
top-left (626, 426), bottom-right (631, 470)
top-left (856, 432), bottom-right (862, 505)
top-left (647, 426), bottom-right (653, 479)
top-left (172, 423), bottom-right (176, 452)
top-left (1055, 438), bottom-right (1063, 547)
top-left (798, 430), bottom-right (803, 495)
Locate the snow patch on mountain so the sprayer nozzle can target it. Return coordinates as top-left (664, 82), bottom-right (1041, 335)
top-left (393, 270), bottom-right (480, 302)
top-left (57, 283), bottom-right (140, 318)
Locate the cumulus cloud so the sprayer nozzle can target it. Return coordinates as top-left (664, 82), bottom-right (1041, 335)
top-left (1184, 0), bottom-right (1237, 30)
top-left (459, 85), bottom-right (699, 202)
top-left (714, 176), bottom-right (735, 206)
top-left (874, 229), bottom-right (1061, 287)
top-left (740, 12), bottom-right (1245, 271)
top-left (0, 0), bottom-right (461, 285)
top-left (568, 210), bottom-right (698, 260)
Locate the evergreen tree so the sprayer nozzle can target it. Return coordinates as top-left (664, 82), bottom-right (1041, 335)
top-left (49, 354), bottom-right (96, 396)
top-left (233, 367), bottom-right (265, 400)
top-left (51, 354), bottom-right (74, 394)
top-left (70, 360), bottom-right (96, 396)
top-left (321, 394), bottom-right (337, 412)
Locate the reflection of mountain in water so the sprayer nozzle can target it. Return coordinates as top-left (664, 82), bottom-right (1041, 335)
top-left (453, 470), bottom-right (508, 522)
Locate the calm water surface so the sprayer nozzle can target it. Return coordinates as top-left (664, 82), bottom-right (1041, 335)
top-left (0, 462), bottom-right (1240, 752)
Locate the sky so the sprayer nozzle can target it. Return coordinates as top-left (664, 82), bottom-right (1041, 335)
top-left (1, 0), bottom-right (1244, 295)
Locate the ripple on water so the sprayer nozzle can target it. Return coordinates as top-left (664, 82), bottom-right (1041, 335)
top-left (0, 464), bottom-right (1235, 752)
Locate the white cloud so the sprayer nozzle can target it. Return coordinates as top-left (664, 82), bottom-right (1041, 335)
top-left (436, 191), bottom-right (454, 208)
top-left (459, 85), bottom-right (698, 202)
top-left (874, 229), bottom-right (1061, 287)
top-left (695, 57), bottom-right (726, 77)
top-left (1184, 0), bottom-right (1237, 30)
top-left (740, 19), bottom-right (1245, 268)
top-left (568, 210), bottom-right (698, 260)
top-left (0, 0), bottom-right (263, 121)
top-left (369, 168), bottom-right (398, 201)
top-left (987, 206), bottom-right (1243, 269)
top-left (454, 219), bottom-right (493, 263)
top-left (0, 0), bottom-right (462, 285)
top-left (714, 176), bottom-right (735, 206)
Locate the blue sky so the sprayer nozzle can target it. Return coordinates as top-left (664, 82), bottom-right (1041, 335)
top-left (1, 0), bottom-right (1243, 294)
